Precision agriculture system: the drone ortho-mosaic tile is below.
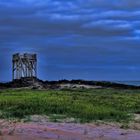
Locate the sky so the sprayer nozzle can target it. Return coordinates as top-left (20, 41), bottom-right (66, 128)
top-left (1, 0), bottom-right (140, 81)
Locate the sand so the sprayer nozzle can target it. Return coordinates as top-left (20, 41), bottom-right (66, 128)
top-left (0, 118), bottom-right (139, 140)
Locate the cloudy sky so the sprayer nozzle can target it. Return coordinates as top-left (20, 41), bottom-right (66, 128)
top-left (1, 0), bottom-right (140, 81)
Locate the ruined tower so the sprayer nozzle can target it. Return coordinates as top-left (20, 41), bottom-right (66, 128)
top-left (12, 53), bottom-right (37, 80)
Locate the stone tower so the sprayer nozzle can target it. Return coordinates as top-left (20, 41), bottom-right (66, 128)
top-left (12, 53), bottom-right (37, 80)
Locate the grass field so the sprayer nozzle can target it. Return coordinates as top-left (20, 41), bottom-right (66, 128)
top-left (0, 88), bottom-right (139, 122)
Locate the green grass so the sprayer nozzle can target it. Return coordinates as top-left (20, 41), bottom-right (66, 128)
top-left (0, 88), bottom-right (139, 122)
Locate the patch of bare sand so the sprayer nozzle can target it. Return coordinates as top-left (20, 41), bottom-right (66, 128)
top-left (0, 117), bottom-right (139, 140)
top-left (59, 83), bottom-right (102, 89)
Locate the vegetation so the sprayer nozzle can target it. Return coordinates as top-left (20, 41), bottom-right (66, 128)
top-left (0, 88), bottom-right (139, 122)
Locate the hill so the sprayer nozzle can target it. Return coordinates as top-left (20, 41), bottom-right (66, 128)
top-left (0, 77), bottom-right (140, 89)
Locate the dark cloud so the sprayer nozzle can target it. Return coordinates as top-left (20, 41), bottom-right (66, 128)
top-left (0, 0), bottom-right (140, 81)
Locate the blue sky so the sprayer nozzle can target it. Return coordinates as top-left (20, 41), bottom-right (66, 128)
top-left (1, 0), bottom-right (140, 81)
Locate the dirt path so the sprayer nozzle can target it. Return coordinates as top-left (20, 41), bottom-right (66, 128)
top-left (0, 119), bottom-right (139, 140)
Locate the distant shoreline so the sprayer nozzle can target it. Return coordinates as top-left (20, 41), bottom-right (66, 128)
top-left (0, 78), bottom-right (140, 89)
top-left (1, 80), bottom-right (140, 86)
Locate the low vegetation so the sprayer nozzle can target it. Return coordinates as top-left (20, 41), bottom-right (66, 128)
top-left (0, 88), bottom-right (139, 122)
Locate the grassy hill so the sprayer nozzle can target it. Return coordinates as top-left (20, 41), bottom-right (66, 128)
top-left (0, 88), bottom-right (139, 123)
